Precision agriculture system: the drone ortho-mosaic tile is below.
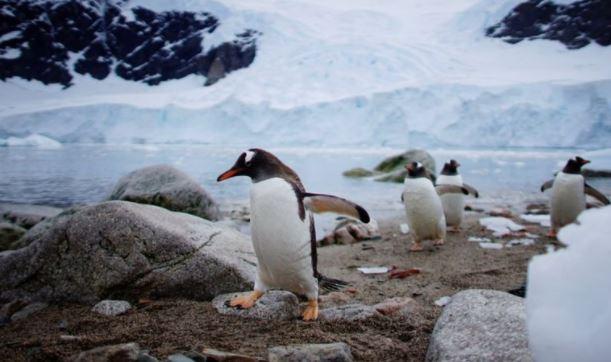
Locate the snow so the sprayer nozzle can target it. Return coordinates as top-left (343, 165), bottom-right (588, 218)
top-left (434, 296), bottom-right (452, 307)
top-left (0, 0), bottom-right (610, 148)
top-left (357, 266), bottom-right (389, 274)
top-left (527, 206), bottom-right (611, 362)
top-left (520, 214), bottom-right (551, 227)
top-left (0, 48), bottom-right (21, 60)
top-left (479, 242), bottom-right (503, 250)
top-left (1, 134), bottom-right (62, 149)
top-left (468, 236), bottom-right (490, 242)
top-left (399, 223), bottom-right (410, 234)
top-left (479, 217), bottom-right (525, 237)
top-left (506, 238), bottom-right (535, 247)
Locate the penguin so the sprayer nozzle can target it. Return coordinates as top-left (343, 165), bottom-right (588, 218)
top-left (401, 161), bottom-right (468, 251)
top-left (540, 156), bottom-right (609, 237)
top-left (217, 148), bottom-right (370, 321)
top-left (436, 159), bottom-right (479, 232)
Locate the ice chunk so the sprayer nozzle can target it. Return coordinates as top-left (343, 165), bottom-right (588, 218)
top-left (527, 206), bottom-right (611, 362)
top-left (434, 296), bottom-right (451, 307)
top-left (507, 238), bottom-right (535, 247)
top-left (2, 134), bottom-right (62, 149)
top-left (520, 214), bottom-right (551, 227)
top-left (479, 242), bottom-right (503, 250)
top-left (357, 266), bottom-right (389, 274)
top-left (479, 217), bottom-right (525, 236)
top-left (468, 236), bottom-right (490, 242)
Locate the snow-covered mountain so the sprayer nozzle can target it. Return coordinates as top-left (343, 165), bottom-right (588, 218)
top-left (0, 0), bottom-right (610, 148)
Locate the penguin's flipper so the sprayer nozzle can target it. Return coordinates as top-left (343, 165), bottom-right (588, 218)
top-left (585, 183), bottom-right (610, 205)
top-left (540, 179), bottom-right (554, 192)
top-left (435, 185), bottom-right (469, 196)
top-left (462, 183), bottom-right (480, 198)
top-left (303, 193), bottom-right (370, 223)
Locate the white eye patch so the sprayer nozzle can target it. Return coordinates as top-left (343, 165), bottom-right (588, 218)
top-left (245, 150), bottom-right (256, 164)
top-left (415, 162), bottom-right (422, 168)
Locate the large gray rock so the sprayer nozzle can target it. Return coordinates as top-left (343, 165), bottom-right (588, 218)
top-left (319, 304), bottom-right (381, 322)
top-left (92, 300), bottom-right (132, 316)
top-left (213, 291), bottom-right (300, 321)
top-left (268, 343), bottom-right (353, 362)
top-left (0, 202), bottom-right (63, 229)
top-left (108, 165), bottom-right (220, 221)
top-left (375, 149), bottom-right (436, 183)
top-left (0, 222), bottom-right (26, 250)
top-left (0, 201), bottom-right (255, 303)
top-left (70, 343), bottom-right (145, 362)
top-left (426, 289), bottom-right (533, 362)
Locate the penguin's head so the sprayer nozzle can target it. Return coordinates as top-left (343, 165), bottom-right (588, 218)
top-left (441, 159), bottom-right (460, 175)
top-left (217, 148), bottom-right (300, 183)
top-left (562, 156), bottom-right (590, 174)
top-left (405, 161), bottom-right (427, 178)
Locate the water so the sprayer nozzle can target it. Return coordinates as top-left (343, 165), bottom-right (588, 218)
top-left (0, 145), bottom-right (610, 218)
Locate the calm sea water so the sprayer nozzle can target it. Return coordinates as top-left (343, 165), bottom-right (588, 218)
top-left (0, 145), bottom-right (609, 219)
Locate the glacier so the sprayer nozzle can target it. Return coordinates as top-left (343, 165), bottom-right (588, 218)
top-left (1, 81), bottom-right (609, 148)
top-left (0, 0), bottom-right (610, 148)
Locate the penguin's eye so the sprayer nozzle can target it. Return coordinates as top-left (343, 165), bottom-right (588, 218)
top-left (245, 160), bottom-right (252, 167)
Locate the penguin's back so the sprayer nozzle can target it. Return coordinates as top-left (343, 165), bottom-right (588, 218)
top-left (437, 174), bottom-right (465, 227)
top-left (250, 177), bottom-right (316, 294)
top-left (550, 172), bottom-right (585, 229)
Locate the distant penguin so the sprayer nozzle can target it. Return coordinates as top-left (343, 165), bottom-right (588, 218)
top-left (402, 161), bottom-right (468, 251)
top-left (541, 156), bottom-right (609, 237)
top-left (217, 148), bottom-right (370, 320)
top-left (437, 159), bottom-right (479, 231)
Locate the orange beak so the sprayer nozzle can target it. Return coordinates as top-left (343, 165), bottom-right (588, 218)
top-left (582, 159), bottom-right (591, 165)
top-left (217, 168), bottom-right (243, 182)
top-left (405, 164), bottom-right (414, 171)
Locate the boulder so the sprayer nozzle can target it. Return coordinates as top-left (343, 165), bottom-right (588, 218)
top-left (426, 289), bottom-right (532, 362)
top-left (319, 304), bottom-right (381, 322)
top-left (169, 349), bottom-right (261, 362)
top-left (268, 343), bottom-right (353, 362)
top-left (212, 291), bottom-right (300, 321)
top-left (0, 202), bottom-right (63, 229)
top-left (342, 167), bottom-right (374, 178)
top-left (92, 300), bottom-right (132, 316)
top-left (10, 302), bottom-right (48, 321)
top-left (374, 149), bottom-right (436, 183)
top-left (0, 222), bottom-right (26, 250)
top-left (0, 201), bottom-right (255, 303)
top-left (108, 165), bottom-right (220, 221)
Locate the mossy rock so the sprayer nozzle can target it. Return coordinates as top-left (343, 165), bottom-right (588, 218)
top-left (342, 167), bottom-right (374, 178)
top-left (374, 149), bottom-right (436, 174)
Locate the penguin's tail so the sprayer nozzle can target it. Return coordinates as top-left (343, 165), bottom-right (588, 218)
top-left (317, 273), bottom-right (349, 292)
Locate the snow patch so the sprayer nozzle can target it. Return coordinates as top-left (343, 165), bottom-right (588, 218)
top-left (520, 214), bottom-right (551, 227)
top-left (479, 242), bottom-right (503, 250)
top-left (479, 217), bottom-right (525, 237)
top-left (527, 206), bottom-right (611, 362)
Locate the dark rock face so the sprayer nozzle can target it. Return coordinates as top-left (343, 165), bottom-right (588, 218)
top-left (0, 0), bottom-right (259, 87)
top-left (487, 0), bottom-right (611, 49)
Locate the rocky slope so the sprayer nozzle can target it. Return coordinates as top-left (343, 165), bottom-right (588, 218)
top-left (0, 0), bottom-right (258, 87)
top-left (487, 0), bottom-right (611, 49)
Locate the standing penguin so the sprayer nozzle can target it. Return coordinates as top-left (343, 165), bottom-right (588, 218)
top-left (541, 156), bottom-right (609, 237)
top-left (437, 159), bottom-right (479, 232)
top-left (402, 162), bottom-right (468, 251)
top-left (217, 149), bottom-right (370, 321)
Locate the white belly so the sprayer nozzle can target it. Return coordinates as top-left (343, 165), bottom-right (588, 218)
top-left (437, 174), bottom-right (465, 227)
top-left (550, 172), bottom-right (585, 229)
top-left (403, 177), bottom-right (446, 241)
top-left (250, 178), bottom-right (317, 297)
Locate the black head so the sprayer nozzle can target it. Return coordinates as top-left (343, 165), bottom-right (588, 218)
top-left (562, 156), bottom-right (590, 174)
top-left (405, 161), bottom-right (427, 178)
top-left (217, 148), bottom-right (302, 184)
top-left (441, 159), bottom-right (460, 175)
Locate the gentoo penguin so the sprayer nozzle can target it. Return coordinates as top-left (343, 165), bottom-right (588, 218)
top-left (217, 149), bottom-right (370, 321)
top-left (401, 161), bottom-right (468, 251)
top-left (437, 159), bottom-right (479, 231)
top-left (540, 156), bottom-right (609, 237)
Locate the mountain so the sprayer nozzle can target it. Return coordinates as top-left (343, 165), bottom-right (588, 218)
top-left (0, 0), bottom-right (610, 149)
top-left (0, 0), bottom-right (258, 87)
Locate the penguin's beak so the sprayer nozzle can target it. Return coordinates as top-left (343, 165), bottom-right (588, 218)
top-left (217, 167), bottom-right (244, 182)
top-left (581, 159), bottom-right (591, 165)
top-left (405, 164), bottom-right (413, 172)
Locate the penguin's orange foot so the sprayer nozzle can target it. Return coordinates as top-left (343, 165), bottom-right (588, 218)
top-left (302, 299), bottom-right (319, 321)
top-left (433, 239), bottom-right (445, 246)
top-left (229, 290), bottom-right (263, 309)
top-left (409, 242), bottom-right (424, 252)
